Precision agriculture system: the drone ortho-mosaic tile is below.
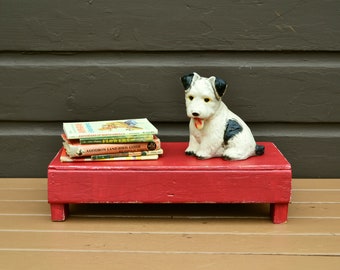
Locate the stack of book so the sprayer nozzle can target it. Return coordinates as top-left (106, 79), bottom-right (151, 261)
top-left (60, 118), bottom-right (162, 162)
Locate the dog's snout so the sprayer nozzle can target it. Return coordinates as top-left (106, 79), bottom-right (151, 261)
top-left (192, 112), bottom-right (200, 117)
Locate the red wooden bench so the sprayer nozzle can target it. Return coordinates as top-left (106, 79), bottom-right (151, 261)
top-left (48, 142), bottom-right (292, 223)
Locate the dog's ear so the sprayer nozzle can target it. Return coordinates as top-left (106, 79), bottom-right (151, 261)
top-left (209, 76), bottom-right (228, 98)
top-left (215, 77), bottom-right (227, 97)
top-left (181, 72), bottom-right (200, 90)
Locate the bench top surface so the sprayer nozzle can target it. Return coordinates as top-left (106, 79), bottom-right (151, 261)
top-left (49, 142), bottom-right (291, 171)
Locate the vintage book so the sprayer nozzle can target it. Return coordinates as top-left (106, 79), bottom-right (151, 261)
top-left (91, 149), bottom-right (163, 160)
top-left (79, 133), bottom-right (155, 144)
top-left (60, 148), bottom-right (159, 162)
top-left (63, 118), bottom-right (158, 139)
top-left (62, 135), bottom-right (161, 157)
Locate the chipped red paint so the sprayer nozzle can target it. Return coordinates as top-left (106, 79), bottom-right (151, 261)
top-left (48, 142), bottom-right (291, 223)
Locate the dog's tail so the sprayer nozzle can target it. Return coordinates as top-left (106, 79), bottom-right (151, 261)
top-left (255, 144), bottom-right (265, 156)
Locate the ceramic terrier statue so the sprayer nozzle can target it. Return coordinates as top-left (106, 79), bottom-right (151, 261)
top-left (181, 72), bottom-right (264, 160)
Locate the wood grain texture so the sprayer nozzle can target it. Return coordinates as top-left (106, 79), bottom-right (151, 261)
top-left (1, 252), bottom-right (338, 270)
top-left (0, 1), bottom-right (339, 178)
top-left (0, 122), bottom-right (340, 178)
top-left (47, 142), bottom-right (291, 222)
top-left (1, 52), bottom-right (339, 122)
top-left (0, 178), bottom-right (340, 270)
top-left (1, 0), bottom-right (340, 51)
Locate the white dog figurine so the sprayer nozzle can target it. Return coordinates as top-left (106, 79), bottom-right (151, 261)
top-left (181, 72), bottom-right (264, 160)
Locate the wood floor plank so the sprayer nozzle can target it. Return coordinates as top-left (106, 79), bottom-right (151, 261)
top-left (0, 201), bottom-right (49, 214)
top-left (1, 201), bottom-right (339, 219)
top-left (0, 189), bottom-right (47, 201)
top-left (292, 190), bottom-right (340, 203)
top-left (1, 189), bottom-right (339, 204)
top-left (0, 200), bottom-right (340, 219)
top-left (1, 252), bottom-right (339, 270)
top-left (1, 215), bottom-right (340, 234)
top-left (289, 203), bottom-right (340, 218)
top-left (0, 178), bottom-right (47, 189)
top-left (0, 231), bottom-right (339, 255)
top-left (292, 179), bottom-right (340, 189)
top-left (1, 178), bottom-right (340, 270)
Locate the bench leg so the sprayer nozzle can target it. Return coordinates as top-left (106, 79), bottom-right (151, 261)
top-left (270, 203), bottom-right (289, 224)
top-left (50, 203), bottom-right (69, 222)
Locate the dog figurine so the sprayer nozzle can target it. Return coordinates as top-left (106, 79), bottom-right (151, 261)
top-left (181, 72), bottom-right (264, 160)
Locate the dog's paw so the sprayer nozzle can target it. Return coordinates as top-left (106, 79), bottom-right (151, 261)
top-left (185, 145), bottom-right (198, 156)
top-left (195, 150), bottom-right (212, 160)
top-left (185, 151), bottom-right (196, 156)
top-left (222, 155), bottom-right (232, 160)
top-left (196, 155), bottom-right (210, 160)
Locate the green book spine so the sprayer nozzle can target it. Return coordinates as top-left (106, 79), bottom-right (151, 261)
top-left (79, 134), bottom-right (155, 144)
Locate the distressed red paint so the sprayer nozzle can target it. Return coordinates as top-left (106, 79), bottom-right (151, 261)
top-left (48, 142), bottom-right (292, 223)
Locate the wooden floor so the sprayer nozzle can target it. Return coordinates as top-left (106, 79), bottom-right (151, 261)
top-left (0, 178), bottom-right (340, 269)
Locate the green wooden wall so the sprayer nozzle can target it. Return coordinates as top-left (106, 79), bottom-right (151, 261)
top-left (1, 0), bottom-right (339, 177)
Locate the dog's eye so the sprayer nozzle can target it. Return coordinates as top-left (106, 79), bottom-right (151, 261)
top-left (188, 96), bottom-right (194, 101)
top-left (204, 98), bottom-right (210, 103)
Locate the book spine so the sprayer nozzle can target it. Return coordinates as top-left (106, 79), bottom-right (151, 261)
top-left (60, 149), bottom-right (159, 162)
top-left (91, 149), bottom-right (163, 160)
top-left (80, 134), bottom-right (154, 144)
top-left (63, 138), bottom-right (161, 158)
top-left (95, 155), bottom-right (159, 161)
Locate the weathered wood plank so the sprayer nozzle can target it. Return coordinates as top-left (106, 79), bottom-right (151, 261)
top-left (2, 178), bottom-right (334, 190)
top-left (293, 192), bottom-right (340, 203)
top-left (1, 52), bottom-right (340, 122)
top-left (1, 201), bottom-right (340, 219)
top-left (266, 137), bottom-right (340, 179)
top-left (289, 204), bottom-right (340, 218)
top-left (1, 215), bottom-right (340, 233)
top-left (0, 190), bottom-right (47, 201)
top-left (1, 0), bottom-right (340, 51)
top-left (2, 122), bottom-right (340, 177)
top-left (1, 252), bottom-right (339, 270)
top-left (1, 178), bottom-right (340, 219)
top-left (1, 231), bottom-right (340, 255)
top-left (293, 179), bottom-right (340, 189)
top-left (1, 178), bottom-right (340, 269)
top-left (4, 178), bottom-right (336, 190)
top-left (0, 178), bottom-right (47, 189)
top-left (0, 202), bottom-right (49, 215)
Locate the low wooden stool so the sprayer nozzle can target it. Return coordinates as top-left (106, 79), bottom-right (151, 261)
top-left (48, 142), bottom-right (292, 223)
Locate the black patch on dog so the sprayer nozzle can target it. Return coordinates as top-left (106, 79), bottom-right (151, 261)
top-left (255, 144), bottom-right (265, 156)
top-left (185, 151), bottom-right (196, 156)
top-left (181, 73), bottom-right (194, 90)
top-left (224, 119), bottom-right (243, 144)
top-left (215, 77), bottom-right (227, 97)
